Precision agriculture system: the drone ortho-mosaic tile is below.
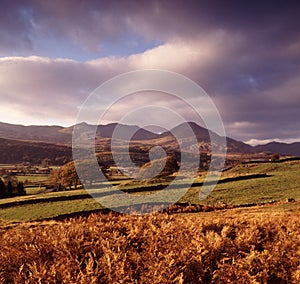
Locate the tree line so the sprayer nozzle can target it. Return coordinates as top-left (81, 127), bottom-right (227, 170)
top-left (0, 176), bottom-right (26, 199)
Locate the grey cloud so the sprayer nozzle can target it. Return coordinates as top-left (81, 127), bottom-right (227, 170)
top-left (0, 0), bottom-right (300, 142)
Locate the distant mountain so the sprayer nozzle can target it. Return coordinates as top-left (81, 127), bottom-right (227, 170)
top-left (0, 122), bottom-right (159, 144)
top-left (0, 122), bottom-right (71, 144)
top-left (254, 142), bottom-right (300, 157)
top-left (167, 122), bottom-right (210, 141)
top-left (0, 137), bottom-right (72, 165)
top-left (96, 123), bottom-right (160, 140)
top-left (166, 122), bottom-right (254, 154)
top-left (0, 121), bottom-right (299, 159)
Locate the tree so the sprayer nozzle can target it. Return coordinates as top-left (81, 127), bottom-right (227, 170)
top-left (17, 182), bottom-right (26, 196)
top-left (271, 153), bottom-right (280, 162)
top-left (7, 180), bottom-right (13, 196)
top-left (0, 178), bottom-right (6, 198)
top-left (41, 158), bottom-right (50, 168)
top-left (138, 155), bottom-right (179, 179)
top-left (51, 162), bottom-right (81, 191)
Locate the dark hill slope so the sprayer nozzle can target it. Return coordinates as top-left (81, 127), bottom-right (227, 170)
top-left (0, 138), bottom-right (72, 165)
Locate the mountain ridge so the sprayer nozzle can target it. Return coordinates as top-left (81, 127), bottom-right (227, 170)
top-left (254, 141), bottom-right (300, 157)
top-left (0, 121), bottom-right (299, 157)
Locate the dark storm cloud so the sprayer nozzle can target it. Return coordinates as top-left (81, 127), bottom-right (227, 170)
top-left (2, 0), bottom-right (299, 54)
top-left (0, 0), bottom-right (299, 142)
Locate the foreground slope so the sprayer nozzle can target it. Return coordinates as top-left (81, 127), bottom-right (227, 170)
top-left (0, 204), bottom-right (299, 283)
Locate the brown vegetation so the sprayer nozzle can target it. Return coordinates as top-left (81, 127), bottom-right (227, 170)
top-left (0, 209), bottom-right (299, 283)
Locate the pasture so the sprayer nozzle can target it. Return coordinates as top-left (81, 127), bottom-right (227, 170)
top-left (0, 160), bottom-right (299, 222)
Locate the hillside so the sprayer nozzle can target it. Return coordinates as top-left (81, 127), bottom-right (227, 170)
top-left (0, 205), bottom-right (299, 283)
top-left (0, 137), bottom-right (72, 165)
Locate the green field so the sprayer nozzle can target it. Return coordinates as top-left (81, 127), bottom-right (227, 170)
top-left (0, 198), bottom-right (103, 222)
top-left (182, 160), bottom-right (300, 205)
top-left (0, 160), bottom-right (299, 222)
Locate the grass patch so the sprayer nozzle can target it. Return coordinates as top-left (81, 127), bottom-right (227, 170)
top-left (0, 198), bottom-right (103, 221)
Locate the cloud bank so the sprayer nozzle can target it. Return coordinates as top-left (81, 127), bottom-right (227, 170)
top-left (0, 0), bottom-right (299, 143)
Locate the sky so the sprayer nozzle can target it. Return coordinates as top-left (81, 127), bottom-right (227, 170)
top-left (0, 0), bottom-right (299, 145)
